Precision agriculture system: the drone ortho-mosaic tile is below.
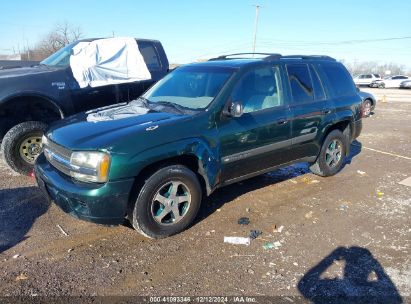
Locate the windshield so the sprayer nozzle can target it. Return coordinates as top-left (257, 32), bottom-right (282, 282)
top-left (143, 66), bottom-right (233, 110)
top-left (40, 41), bottom-right (80, 67)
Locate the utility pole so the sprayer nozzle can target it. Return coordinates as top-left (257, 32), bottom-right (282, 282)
top-left (252, 5), bottom-right (261, 54)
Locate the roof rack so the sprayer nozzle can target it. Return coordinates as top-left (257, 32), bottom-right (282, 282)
top-left (280, 55), bottom-right (336, 61)
top-left (208, 53), bottom-right (282, 61)
top-left (208, 53), bottom-right (336, 62)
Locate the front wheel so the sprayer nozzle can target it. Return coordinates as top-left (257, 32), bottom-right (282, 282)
top-left (310, 130), bottom-right (347, 177)
top-left (128, 165), bottom-right (202, 238)
top-left (1, 121), bottom-right (47, 175)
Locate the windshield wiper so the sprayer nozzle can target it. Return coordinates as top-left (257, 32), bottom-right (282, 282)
top-left (147, 100), bottom-right (187, 114)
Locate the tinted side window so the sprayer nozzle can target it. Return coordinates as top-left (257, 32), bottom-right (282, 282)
top-left (310, 65), bottom-right (326, 101)
top-left (231, 66), bottom-right (283, 113)
top-left (321, 64), bottom-right (356, 97)
top-left (286, 64), bottom-right (314, 103)
top-left (138, 41), bottom-right (161, 70)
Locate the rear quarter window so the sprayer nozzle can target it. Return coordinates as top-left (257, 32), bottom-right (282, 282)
top-left (320, 63), bottom-right (356, 97)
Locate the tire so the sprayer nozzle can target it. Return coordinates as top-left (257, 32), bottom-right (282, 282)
top-left (363, 99), bottom-right (372, 117)
top-left (1, 121), bottom-right (47, 175)
top-left (128, 165), bottom-right (202, 238)
top-left (378, 83), bottom-right (385, 89)
top-left (310, 130), bottom-right (347, 177)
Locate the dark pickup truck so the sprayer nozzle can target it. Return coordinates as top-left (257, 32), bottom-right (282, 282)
top-left (0, 38), bottom-right (169, 175)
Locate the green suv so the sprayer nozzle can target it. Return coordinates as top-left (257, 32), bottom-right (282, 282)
top-left (35, 53), bottom-right (363, 238)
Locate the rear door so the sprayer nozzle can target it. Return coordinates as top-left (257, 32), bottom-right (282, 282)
top-left (218, 64), bottom-right (292, 182)
top-left (286, 63), bottom-right (330, 160)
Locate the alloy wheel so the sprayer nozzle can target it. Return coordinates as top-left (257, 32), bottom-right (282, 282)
top-left (151, 181), bottom-right (191, 225)
top-left (325, 139), bottom-right (343, 168)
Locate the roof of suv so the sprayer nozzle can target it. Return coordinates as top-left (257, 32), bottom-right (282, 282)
top-left (183, 53), bottom-right (337, 69)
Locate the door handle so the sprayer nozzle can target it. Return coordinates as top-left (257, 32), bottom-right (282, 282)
top-left (323, 109), bottom-right (332, 114)
top-left (277, 119), bottom-right (289, 125)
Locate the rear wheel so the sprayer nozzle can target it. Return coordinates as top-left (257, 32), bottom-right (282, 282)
top-left (128, 165), bottom-right (202, 238)
top-left (378, 83), bottom-right (385, 89)
top-left (310, 130), bottom-right (347, 177)
top-left (1, 121), bottom-right (47, 175)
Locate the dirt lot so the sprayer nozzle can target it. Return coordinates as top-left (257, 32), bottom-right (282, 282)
top-left (0, 88), bottom-right (410, 301)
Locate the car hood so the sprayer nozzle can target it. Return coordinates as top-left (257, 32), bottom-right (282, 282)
top-left (46, 103), bottom-right (188, 150)
top-left (0, 65), bottom-right (60, 79)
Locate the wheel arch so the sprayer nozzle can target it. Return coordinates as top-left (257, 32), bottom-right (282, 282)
top-left (321, 118), bottom-right (353, 155)
top-left (0, 93), bottom-right (65, 121)
top-left (126, 138), bottom-right (221, 208)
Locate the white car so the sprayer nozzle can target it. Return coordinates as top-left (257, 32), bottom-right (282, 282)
top-left (399, 79), bottom-right (411, 89)
top-left (374, 75), bottom-right (410, 88)
top-left (353, 74), bottom-right (381, 87)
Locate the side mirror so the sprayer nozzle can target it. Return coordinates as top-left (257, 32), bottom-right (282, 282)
top-left (225, 101), bottom-right (244, 118)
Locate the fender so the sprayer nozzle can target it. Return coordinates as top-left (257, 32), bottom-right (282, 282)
top-left (109, 137), bottom-right (221, 196)
top-left (319, 109), bottom-right (355, 156)
top-left (0, 91), bottom-right (65, 118)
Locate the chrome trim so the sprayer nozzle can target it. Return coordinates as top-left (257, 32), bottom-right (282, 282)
top-left (221, 132), bottom-right (317, 164)
top-left (222, 139), bottom-right (292, 164)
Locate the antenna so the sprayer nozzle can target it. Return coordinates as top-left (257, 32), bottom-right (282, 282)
top-left (252, 5), bottom-right (261, 55)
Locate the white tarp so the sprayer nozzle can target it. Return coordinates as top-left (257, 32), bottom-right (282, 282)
top-left (70, 37), bottom-right (151, 88)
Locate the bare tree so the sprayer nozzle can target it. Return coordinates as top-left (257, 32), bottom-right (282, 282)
top-left (21, 22), bottom-right (83, 60)
top-left (37, 22), bottom-right (83, 56)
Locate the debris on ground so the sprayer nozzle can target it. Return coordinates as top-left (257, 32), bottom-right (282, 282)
top-left (237, 217), bottom-right (250, 225)
top-left (304, 211), bottom-right (314, 219)
top-left (67, 248), bottom-right (74, 253)
top-left (249, 230), bottom-right (262, 240)
top-left (12, 254), bottom-right (20, 259)
top-left (246, 208), bottom-right (251, 213)
top-left (339, 204), bottom-right (349, 211)
top-left (273, 225), bottom-right (284, 233)
top-left (224, 236), bottom-right (251, 246)
top-left (229, 254), bottom-right (256, 258)
top-left (357, 170), bottom-right (366, 175)
top-left (15, 273), bottom-right (28, 281)
top-left (310, 179), bottom-right (320, 184)
top-left (262, 241), bottom-right (282, 250)
top-left (56, 224), bottom-right (69, 236)
top-left (399, 177), bottom-right (411, 187)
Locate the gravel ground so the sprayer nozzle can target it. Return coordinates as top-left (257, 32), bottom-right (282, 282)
top-left (0, 90), bottom-right (410, 301)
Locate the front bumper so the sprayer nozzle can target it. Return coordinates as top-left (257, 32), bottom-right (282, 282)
top-left (34, 153), bottom-right (135, 225)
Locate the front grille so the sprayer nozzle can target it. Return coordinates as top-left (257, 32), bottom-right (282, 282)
top-left (44, 139), bottom-right (72, 177)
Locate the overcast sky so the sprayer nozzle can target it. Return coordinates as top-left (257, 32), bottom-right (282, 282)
top-left (1, 0), bottom-right (410, 66)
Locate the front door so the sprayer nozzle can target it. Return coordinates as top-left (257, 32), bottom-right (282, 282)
top-left (67, 67), bottom-right (122, 113)
top-left (218, 65), bottom-right (292, 182)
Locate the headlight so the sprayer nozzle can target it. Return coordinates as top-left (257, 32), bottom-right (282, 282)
top-left (70, 151), bottom-right (111, 183)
